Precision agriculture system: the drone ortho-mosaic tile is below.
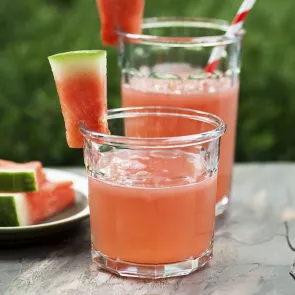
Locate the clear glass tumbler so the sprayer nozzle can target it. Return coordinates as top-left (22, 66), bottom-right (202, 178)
top-left (80, 106), bottom-right (226, 279)
top-left (118, 17), bottom-right (243, 215)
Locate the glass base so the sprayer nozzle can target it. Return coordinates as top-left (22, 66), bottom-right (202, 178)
top-left (91, 242), bottom-right (213, 279)
top-left (215, 195), bottom-right (230, 216)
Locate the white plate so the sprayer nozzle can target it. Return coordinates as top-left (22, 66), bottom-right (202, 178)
top-left (0, 168), bottom-right (89, 243)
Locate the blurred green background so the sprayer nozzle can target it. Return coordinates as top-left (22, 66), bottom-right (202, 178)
top-left (0, 0), bottom-right (294, 166)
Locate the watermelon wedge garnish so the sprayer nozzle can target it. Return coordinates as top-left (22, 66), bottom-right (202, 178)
top-left (48, 50), bottom-right (109, 148)
top-left (96, 0), bottom-right (145, 46)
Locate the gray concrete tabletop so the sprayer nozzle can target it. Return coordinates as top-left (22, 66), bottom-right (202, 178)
top-left (1, 164), bottom-right (295, 295)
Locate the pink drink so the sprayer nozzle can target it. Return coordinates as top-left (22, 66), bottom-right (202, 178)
top-left (89, 150), bottom-right (217, 264)
top-left (82, 106), bottom-right (225, 278)
top-left (122, 66), bottom-right (239, 207)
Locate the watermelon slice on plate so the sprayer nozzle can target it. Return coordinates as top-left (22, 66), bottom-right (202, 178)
top-left (0, 180), bottom-right (76, 227)
top-left (96, 0), bottom-right (145, 46)
top-left (48, 50), bottom-right (109, 148)
top-left (0, 160), bottom-right (46, 192)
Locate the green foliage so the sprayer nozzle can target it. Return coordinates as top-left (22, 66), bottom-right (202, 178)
top-left (0, 0), bottom-right (294, 165)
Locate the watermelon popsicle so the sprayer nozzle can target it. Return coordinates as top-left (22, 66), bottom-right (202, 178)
top-left (96, 0), bottom-right (145, 46)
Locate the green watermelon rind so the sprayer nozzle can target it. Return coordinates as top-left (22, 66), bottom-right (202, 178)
top-left (0, 195), bottom-right (26, 226)
top-left (0, 171), bottom-right (38, 192)
top-left (48, 50), bottom-right (106, 63)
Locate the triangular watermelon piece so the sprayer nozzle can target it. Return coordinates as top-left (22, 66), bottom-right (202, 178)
top-left (96, 0), bottom-right (145, 46)
top-left (48, 50), bottom-right (109, 148)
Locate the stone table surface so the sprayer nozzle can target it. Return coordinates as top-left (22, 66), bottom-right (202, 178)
top-left (1, 164), bottom-right (295, 295)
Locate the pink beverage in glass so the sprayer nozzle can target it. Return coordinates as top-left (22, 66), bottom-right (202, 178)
top-left (89, 150), bottom-right (217, 265)
top-left (118, 18), bottom-right (243, 215)
top-left (122, 73), bottom-right (238, 211)
top-left (81, 107), bottom-right (225, 279)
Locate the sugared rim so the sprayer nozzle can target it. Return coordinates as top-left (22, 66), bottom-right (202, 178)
top-left (79, 106), bottom-right (226, 148)
top-left (117, 17), bottom-right (245, 47)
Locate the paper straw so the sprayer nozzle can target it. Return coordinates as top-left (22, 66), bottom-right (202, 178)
top-left (205, 0), bottom-right (256, 73)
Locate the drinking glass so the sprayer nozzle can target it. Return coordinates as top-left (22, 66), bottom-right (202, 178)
top-left (118, 17), bottom-right (243, 215)
top-left (80, 106), bottom-right (225, 279)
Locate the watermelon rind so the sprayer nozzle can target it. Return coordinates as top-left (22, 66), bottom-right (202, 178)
top-left (48, 50), bottom-right (107, 77)
top-left (48, 50), bottom-right (106, 61)
top-left (0, 193), bottom-right (29, 226)
top-left (0, 170), bottom-right (38, 192)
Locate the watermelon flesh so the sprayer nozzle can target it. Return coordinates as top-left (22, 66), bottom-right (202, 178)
top-left (0, 160), bottom-right (46, 192)
top-left (27, 181), bottom-right (76, 225)
top-left (0, 181), bottom-right (76, 226)
top-left (96, 0), bottom-right (145, 46)
top-left (48, 51), bottom-right (109, 148)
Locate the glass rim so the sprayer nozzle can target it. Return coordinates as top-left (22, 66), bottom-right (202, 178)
top-left (117, 17), bottom-right (245, 47)
top-left (79, 106), bottom-right (226, 148)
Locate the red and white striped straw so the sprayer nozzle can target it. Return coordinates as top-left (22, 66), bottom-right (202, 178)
top-left (205, 0), bottom-right (256, 73)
